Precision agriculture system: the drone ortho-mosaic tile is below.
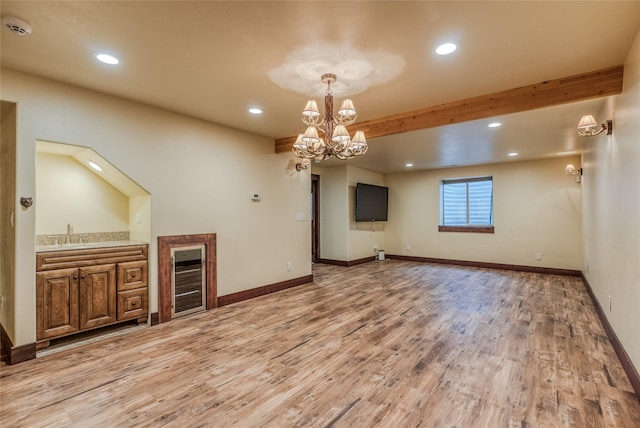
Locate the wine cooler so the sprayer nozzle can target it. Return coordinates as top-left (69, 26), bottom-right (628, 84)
top-left (171, 244), bottom-right (206, 317)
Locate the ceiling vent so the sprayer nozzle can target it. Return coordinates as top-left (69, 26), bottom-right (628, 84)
top-left (2, 16), bottom-right (32, 36)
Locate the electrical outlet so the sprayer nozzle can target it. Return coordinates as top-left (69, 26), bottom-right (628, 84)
top-left (536, 252), bottom-right (542, 261)
top-left (374, 244), bottom-right (379, 250)
top-left (405, 244), bottom-right (411, 251)
top-left (287, 261), bottom-right (292, 271)
top-left (608, 295), bottom-right (611, 311)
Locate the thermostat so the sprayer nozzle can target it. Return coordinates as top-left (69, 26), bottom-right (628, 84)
top-left (251, 193), bottom-right (261, 201)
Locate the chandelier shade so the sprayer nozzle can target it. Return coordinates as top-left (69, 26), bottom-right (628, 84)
top-left (292, 73), bottom-right (368, 161)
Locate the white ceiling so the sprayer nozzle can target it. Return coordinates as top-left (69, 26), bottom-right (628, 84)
top-left (1, 1), bottom-right (639, 173)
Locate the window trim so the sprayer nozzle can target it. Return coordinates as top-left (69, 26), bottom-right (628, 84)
top-left (440, 176), bottom-right (494, 233)
top-left (438, 225), bottom-right (494, 234)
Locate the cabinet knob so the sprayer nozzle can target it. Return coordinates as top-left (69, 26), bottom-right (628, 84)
top-left (132, 273), bottom-right (137, 278)
top-left (81, 274), bottom-right (86, 279)
top-left (73, 275), bottom-right (78, 280)
top-left (132, 302), bottom-right (137, 306)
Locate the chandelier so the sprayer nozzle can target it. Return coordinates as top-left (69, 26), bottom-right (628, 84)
top-left (292, 73), bottom-right (368, 161)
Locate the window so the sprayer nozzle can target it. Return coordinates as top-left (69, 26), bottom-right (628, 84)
top-left (440, 176), bottom-right (494, 233)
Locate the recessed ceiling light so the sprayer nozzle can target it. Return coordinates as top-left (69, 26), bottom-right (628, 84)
top-left (248, 107), bottom-right (263, 115)
top-left (488, 122), bottom-right (501, 128)
top-left (435, 42), bottom-right (459, 56)
top-left (405, 163), bottom-right (414, 167)
top-left (88, 161), bottom-right (103, 172)
top-left (95, 53), bottom-right (120, 65)
top-left (508, 152), bottom-right (518, 157)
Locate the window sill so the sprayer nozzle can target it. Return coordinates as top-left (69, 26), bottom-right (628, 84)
top-left (438, 226), bottom-right (494, 234)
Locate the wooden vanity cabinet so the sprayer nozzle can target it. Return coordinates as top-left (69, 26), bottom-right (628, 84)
top-left (36, 264), bottom-right (117, 340)
top-left (36, 244), bottom-right (148, 345)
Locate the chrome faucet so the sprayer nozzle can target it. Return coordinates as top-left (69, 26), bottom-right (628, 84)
top-left (65, 223), bottom-right (73, 244)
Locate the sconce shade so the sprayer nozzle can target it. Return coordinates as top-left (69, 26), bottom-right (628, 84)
top-left (565, 164), bottom-right (578, 175)
top-left (295, 158), bottom-right (311, 171)
top-left (577, 115), bottom-right (598, 129)
top-left (577, 114), bottom-right (613, 137)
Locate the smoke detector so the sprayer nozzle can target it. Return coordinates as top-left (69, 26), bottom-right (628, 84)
top-left (2, 16), bottom-right (32, 36)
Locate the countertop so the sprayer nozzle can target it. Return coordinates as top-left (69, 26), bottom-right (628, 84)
top-left (36, 240), bottom-right (148, 253)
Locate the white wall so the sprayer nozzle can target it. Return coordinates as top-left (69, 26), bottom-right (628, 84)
top-left (1, 68), bottom-right (310, 346)
top-left (582, 29), bottom-right (640, 371)
top-left (385, 156), bottom-right (583, 269)
top-left (36, 153), bottom-right (129, 235)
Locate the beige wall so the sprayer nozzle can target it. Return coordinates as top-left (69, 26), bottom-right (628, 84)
top-left (36, 153), bottom-right (129, 236)
top-left (385, 156), bottom-right (583, 269)
top-left (347, 166), bottom-right (385, 261)
top-left (317, 165), bottom-right (348, 261)
top-left (1, 68), bottom-right (310, 346)
top-left (583, 29), bottom-right (640, 370)
top-left (1, 102), bottom-right (17, 342)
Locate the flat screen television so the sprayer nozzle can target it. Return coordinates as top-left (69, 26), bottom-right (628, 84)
top-left (355, 183), bottom-right (388, 222)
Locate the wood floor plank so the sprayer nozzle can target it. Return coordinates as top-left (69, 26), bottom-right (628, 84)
top-left (1, 260), bottom-right (639, 427)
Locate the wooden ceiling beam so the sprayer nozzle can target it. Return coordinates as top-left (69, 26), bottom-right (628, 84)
top-left (275, 65), bottom-right (624, 154)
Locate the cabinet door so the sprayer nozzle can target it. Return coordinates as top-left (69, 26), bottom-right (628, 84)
top-left (79, 264), bottom-right (117, 330)
top-left (36, 268), bottom-right (79, 340)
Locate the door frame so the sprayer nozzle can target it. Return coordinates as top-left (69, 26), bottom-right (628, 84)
top-left (311, 174), bottom-right (320, 262)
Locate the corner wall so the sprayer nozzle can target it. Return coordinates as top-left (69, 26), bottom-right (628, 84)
top-left (314, 165), bottom-right (385, 262)
top-left (582, 29), bottom-right (640, 372)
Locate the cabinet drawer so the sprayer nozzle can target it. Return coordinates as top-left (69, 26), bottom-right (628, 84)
top-left (117, 288), bottom-right (148, 321)
top-left (117, 260), bottom-right (148, 291)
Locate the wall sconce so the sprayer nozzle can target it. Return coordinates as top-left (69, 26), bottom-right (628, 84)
top-left (295, 158), bottom-right (311, 171)
top-left (577, 115), bottom-right (613, 137)
top-left (565, 163), bottom-right (582, 183)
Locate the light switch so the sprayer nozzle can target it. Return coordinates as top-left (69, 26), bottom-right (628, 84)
top-left (296, 212), bottom-right (305, 221)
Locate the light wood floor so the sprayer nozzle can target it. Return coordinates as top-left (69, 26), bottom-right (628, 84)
top-left (2, 260), bottom-right (639, 427)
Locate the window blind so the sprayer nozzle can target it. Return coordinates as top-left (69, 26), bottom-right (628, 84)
top-left (441, 177), bottom-right (493, 226)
